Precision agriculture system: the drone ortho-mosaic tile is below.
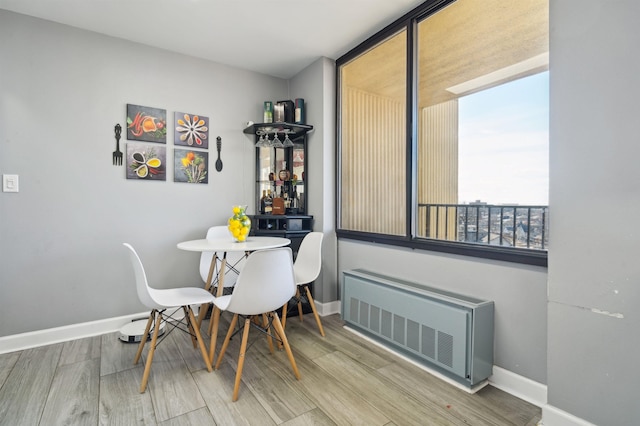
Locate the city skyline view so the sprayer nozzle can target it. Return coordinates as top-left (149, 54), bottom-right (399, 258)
top-left (457, 71), bottom-right (549, 206)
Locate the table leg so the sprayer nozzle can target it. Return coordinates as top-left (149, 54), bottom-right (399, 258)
top-left (197, 252), bottom-right (219, 330)
top-left (208, 253), bottom-right (228, 365)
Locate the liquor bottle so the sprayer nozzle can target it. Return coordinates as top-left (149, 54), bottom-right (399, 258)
top-left (260, 190), bottom-right (266, 214)
top-left (264, 190), bottom-right (273, 214)
top-left (292, 186), bottom-right (299, 209)
top-left (295, 98), bottom-right (305, 124)
top-left (263, 101), bottom-right (273, 123)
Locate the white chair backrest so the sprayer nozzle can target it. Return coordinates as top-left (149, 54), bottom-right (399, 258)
top-left (226, 247), bottom-right (296, 316)
top-left (199, 226), bottom-right (243, 287)
top-left (293, 232), bottom-right (323, 286)
top-left (123, 243), bottom-right (161, 310)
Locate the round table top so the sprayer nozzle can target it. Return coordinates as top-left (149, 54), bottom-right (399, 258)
top-left (177, 236), bottom-right (291, 252)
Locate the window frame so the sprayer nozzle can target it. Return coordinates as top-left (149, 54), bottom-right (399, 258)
top-left (335, 0), bottom-right (548, 268)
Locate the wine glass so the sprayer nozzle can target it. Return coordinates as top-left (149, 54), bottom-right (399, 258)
top-left (272, 132), bottom-right (284, 148)
top-left (283, 131), bottom-right (294, 147)
top-left (255, 131), bottom-right (267, 147)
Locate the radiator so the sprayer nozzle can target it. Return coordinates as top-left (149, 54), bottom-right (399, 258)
top-left (342, 269), bottom-right (494, 388)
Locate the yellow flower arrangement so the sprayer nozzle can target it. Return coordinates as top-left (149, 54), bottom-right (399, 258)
top-left (227, 205), bottom-right (251, 242)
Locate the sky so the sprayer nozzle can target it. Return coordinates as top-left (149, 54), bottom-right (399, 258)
top-left (457, 71), bottom-right (549, 205)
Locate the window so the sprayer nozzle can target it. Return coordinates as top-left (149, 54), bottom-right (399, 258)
top-left (337, 0), bottom-right (549, 266)
top-left (339, 30), bottom-right (407, 236)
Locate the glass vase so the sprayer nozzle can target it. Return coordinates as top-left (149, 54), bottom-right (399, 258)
top-left (227, 205), bottom-right (251, 242)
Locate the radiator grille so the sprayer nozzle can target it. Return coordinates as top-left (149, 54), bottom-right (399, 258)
top-left (359, 301), bottom-right (369, 327)
top-left (421, 325), bottom-right (436, 359)
top-left (381, 309), bottom-right (392, 339)
top-left (438, 331), bottom-right (454, 368)
top-left (347, 294), bottom-right (466, 376)
top-left (342, 269), bottom-right (494, 387)
top-left (407, 319), bottom-right (419, 352)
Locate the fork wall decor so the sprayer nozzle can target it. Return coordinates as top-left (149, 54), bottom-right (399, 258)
top-left (112, 124), bottom-right (123, 166)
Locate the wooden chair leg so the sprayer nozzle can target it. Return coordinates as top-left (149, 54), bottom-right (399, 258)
top-left (270, 312), bottom-right (301, 380)
top-left (281, 300), bottom-right (289, 329)
top-left (184, 306), bottom-right (197, 348)
top-left (140, 311), bottom-right (162, 393)
top-left (208, 306), bottom-right (221, 365)
top-left (232, 317), bottom-right (252, 401)
top-left (215, 314), bottom-right (238, 370)
top-left (196, 302), bottom-right (210, 330)
top-left (134, 312), bottom-right (154, 365)
top-left (207, 306), bottom-right (217, 335)
top-left (262, 313), bottom-right (275, 354)
top-left (187, 306), bottom-right (212, 372)
top-left (296, 287), bottom-right (304, 321)
top-left (304, 285), bottom-right (325, 337)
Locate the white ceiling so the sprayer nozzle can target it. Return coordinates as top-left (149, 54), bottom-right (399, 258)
top-left (0, 0), bottom-right (426, 79)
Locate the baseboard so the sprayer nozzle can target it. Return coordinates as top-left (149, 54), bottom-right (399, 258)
top-left (0, 311), bottom-right (148, 354)
top-left (315, 299), bottom-right (341, 316)
top-left (489, 365), bottom-right (547, 408)
top-left (539, 405), bottom-right (597, 426)
top-left (1, 299), bottom-right (334, 355)
top-left (0, 306), bottom-right (194, 355)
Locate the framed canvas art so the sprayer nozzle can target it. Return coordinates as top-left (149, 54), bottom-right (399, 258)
top-left (174, 149), bottom-right (208, 183)
top-left (174, 112), bottom-right (209, 148)
top-left (126, 143), bottom-right (167, 181)
top-left (126, 104), bottom-right (167, 143)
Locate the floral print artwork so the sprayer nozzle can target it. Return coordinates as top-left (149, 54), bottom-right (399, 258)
top-left (174, 112), bottom-right (209, 148)
top-left (174, 149), bottom-right (208, 183)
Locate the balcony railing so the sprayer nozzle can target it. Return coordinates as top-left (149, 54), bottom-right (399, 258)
top-left (418, 203), bottom-right (549, 250)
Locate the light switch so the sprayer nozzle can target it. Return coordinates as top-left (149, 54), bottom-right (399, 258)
top-left (3, 174), bottom-right (19, 192)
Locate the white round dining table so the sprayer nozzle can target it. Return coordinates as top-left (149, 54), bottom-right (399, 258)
top-left (177, 236), bottom-right (290, 253)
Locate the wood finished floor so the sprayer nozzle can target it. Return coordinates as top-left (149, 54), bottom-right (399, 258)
top-left (0, 314), bottom-right (541, 425)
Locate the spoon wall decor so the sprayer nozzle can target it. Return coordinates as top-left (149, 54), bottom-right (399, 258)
top-left (215, 136), bottom-right (223, 172)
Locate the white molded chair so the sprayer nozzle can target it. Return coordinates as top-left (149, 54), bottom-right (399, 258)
top-left (282, 232), bottom-right (325, 337)
top-left (212, 247), bottom-right (300, 401)
top-left (123, 243), bottom-right (214, 393)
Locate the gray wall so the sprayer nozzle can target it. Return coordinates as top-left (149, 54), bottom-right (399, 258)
top-left (548, 1), bottom-right (640, 424)
top-left (0, 10), bottom-right (290, 336)
top-left (290, 58), bottom-right (338, 304)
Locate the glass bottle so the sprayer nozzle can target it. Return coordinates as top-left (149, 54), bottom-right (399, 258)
top-left (264, 190), bottom-right (273, 214)
top-left (260, 189), bottom-right (266, 214)
top-left (263, 101), bottom-right (273, 123)
top-left (284, 190), bottom-right (290, 210)
top-left (295, 98), bottom-right (305, 124)
top-left (292, 186), bottom-right (299, 209)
